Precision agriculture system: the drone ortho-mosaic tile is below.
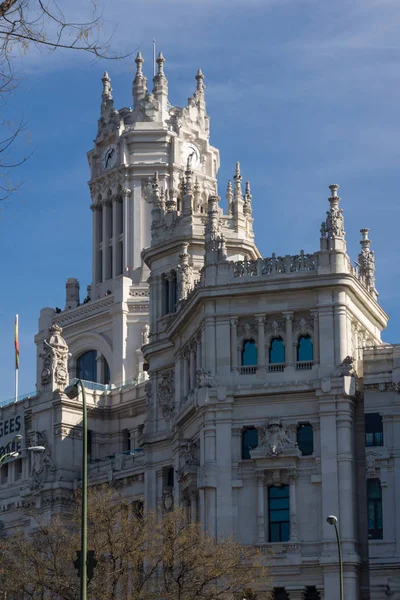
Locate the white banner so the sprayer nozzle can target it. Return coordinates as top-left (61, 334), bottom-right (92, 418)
top-left (0, 413), bottom-right (24, 459)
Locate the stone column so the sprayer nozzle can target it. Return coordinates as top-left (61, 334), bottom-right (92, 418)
top-left (337, 400), bottom-right (355, 542)
top-left (230, 317), bottom-right (238, 371)
top-left (311, 309), bottom-right (320, 363)
top-left (257, 471), bottom-right (265, 543)
top-left (102, 201), bottom-right (109, 281)
top-left (283, 311), bottom-right (294, 365)
top-left (91, 206), bottom-right (98, 286)
top-left (112, 198), bottom-right (118, 279)
top-left (96, 354), bottom-right (105, 385)
top-left (189, 346), bottom-right (196, 391)
top-left (256, 314), bottom-right (266, 370)
top-left (183, 353), bottom-right (189, 398)
top-left (205, 316), bottom-right (216, 375)
top-left (122, 188), bottom-right (131, 275)
top-left (196, 338), bottom-right (202, 372)
top-left (288, 469), bottom-right (298, 541)
top-left (190, 491), bottom-right (198, 523)
top-left (334, 291), bottom-right (347, 364)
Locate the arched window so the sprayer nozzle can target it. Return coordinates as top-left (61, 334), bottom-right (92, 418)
top-left (297, 335), bottom-right (313, 362)
top-left (269, 337), bottom-right (285, 364)
top-left (77, 351), bottom-right (110, 384)
top-left (297, 423), bottom-right (314, 456)
top-left (77, 350), bottom-right (97, 382)
top-left (241, 339), bottom-right (258, 366)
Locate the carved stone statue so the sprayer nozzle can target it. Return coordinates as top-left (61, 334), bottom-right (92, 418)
top-left (158, 370), bottom-right (175, 424)
top-left (180, 439), bottom-right (199, 467)
top-left (29, 431), bottom-right (56, 491)
top-left (334, 356), bottom-right (356, 377)
top-left (177, 243), bottom-right (193, 302)
top-left (196, 369), bottom-right (219, 388)
top-left (141, 323), bottom-right (150, 346)
top-left (40, 324), bottom-right (69, 391)
top-left (257, 418), bottom-right (296, 456)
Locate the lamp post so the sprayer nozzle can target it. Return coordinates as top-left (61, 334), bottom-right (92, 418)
top-left (64, 379), bottom-right (87, 600)
top-left (327, 515), bottom-right (344, 600)
top-left (0, 434), bottom-right (45, 465)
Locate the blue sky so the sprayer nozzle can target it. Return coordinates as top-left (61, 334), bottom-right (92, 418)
top-left (1, 0), bottom-right (400, 401)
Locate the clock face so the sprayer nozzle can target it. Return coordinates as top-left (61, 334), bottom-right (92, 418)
top-left (182, 142), bottom-right (201, 170)
top-left (102, 144), bottom-right (118, 171)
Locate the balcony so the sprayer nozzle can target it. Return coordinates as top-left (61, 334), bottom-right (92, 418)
top-left (268, 363), bottom-right (285, 373)
top-left (240, 366), bottom-right (258, 375)
top-left (296, 361), bottom-right (313, 371)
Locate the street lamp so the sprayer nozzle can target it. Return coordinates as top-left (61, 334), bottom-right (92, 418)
top-left (0, 434), bottom-right (45, 465)
top-left (327, 515), bottom-right (344, 600)
top-left (64, 379), bottom-right (87, 600)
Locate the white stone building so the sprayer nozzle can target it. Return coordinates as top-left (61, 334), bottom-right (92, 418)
top-left (0, 51), bottom-right (398, 599)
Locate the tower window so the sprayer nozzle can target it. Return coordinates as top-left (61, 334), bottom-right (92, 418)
top-left (77, 351), bottom-right (110, 384)
top-left (367, 478), bottom-right (383, 539)
top-left (242, 427), bottom-right (258, 460)
top-left (297, 335), bottom-right (313, 362)
top-left (122, 429), bottom-right (131, 453)
top-left (268, 486), bottom-right (290, 542)
top-left (365, 413), bottom-right (383, 447)
top-left (297, 423), bottom-right (314, 456)
top-left (241, 340), bottom-right (258, 366)
top-left (269, 337), bottom-right (285, 364)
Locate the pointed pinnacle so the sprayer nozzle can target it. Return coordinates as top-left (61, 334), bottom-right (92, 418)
top-left (234, 162), bottom-right (241, 180)
top-left (245, 181), bottom-right (251, 197)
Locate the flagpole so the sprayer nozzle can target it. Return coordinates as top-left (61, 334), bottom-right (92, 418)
top-left (14, 314), bottom-right (19, 403)
top-left (153, 38), bottom-right (156, 77)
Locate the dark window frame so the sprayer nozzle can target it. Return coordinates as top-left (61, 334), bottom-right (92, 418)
top-left (241, 427), bottom-right (258, 460)
top-left (241, 339), bottom-right (258, 366)
top-left (365, 413), bottom-right (383, 447)
top-left (297, 423), bottom-right (314, 456)
top-left (268, 485), bottom-right (290, 543)
top-left (296, 335), bottom-right (313, 362)
top-left (269, 337), bottom-right (285, 364)
top-left (367, 478), bottom-right (383, 540)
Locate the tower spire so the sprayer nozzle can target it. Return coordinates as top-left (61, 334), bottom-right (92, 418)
top-left (133, 52), bottom-right (147, 107)
top-left (101, 71), bottom-right (114, 116)
top-left (243, 181), bottom-right (252, 216)
top-left (194, 68), bottom-right (206, 113)
top-left (152, 51), bottom-right (168, 117)
top-left (358, 228), bottom-right (376, 297)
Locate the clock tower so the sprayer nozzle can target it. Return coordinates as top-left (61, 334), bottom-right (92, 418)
top-left (86, 53), bottom-right (221, 299)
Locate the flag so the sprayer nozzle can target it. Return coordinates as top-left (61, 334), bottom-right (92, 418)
top-left (15, 314), bottom-right (19, 370)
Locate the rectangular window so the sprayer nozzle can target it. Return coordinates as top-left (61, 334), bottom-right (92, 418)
top-left (1, 464), bottom-right (8, 485)
top-left (268, 486), bottom-right (290, 542)
top-left (242, 427), bottom-right (258, 460)
top-left (14, 458), bottom-right (22, 480)
top-left (365, 413), bottom-right (383, 447)
top-left (367, 478), bottom-right (383, 539)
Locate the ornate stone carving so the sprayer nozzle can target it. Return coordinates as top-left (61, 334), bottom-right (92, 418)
top-left (196, 369), bottom-right (219, 388)
top-left (144, 380), bottom-right (152, 407)
top-left (358, 228), bottom-right (376, 293)
top-left (334, 356), bottom-right (356, 377)
top-left (204, 195), bottom-right (227, 264)
top-left (29, 431), bottom-right (56, 491)
top-left (162, 486), bottom-right (174, 511)
top-left (158, 371), bottom-right (175, 423)
top-left (141, 323), bottom-right (150, 346)
top-left (325, 184), bottom-right (344, 239)
top-left (40, 324), bottom-right (69, 390)
top-left (177, 243), bottom-right (193, 302)
top-left (256, 418), bottom-right (296, 456)
top-left (180, 439), bottom-right (199, 467)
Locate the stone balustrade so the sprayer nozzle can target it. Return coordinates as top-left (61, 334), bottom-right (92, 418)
top-left (233, 251), bottom-right (317, 278)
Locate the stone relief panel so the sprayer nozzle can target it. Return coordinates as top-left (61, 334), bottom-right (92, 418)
top-left (158, 370), bottom-right (175, 424)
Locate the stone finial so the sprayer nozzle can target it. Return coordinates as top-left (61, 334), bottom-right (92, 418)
top-left (102, 71), bottom-right (112, 100)
top-left (65, 278), bottom-right (80, 310)
top-left (358, 228), bottom-right (376, 295)
top-left (328, 184), bottom-right (340, 209)
top-left (156, 51), bottom-right (166, 77)
top-left (193, 177), bottom-right (201, 211)
top-left (324, 183), bottom-right (344, 244)
top-left (195, 68), bottom-right (205, 93)
top-left (166, 188), bottom-right (178, 212)
top-left (133, 52), bottom-right (147, 106)
top-left (226, 180), bottom-right (233, 215)
top-left (233, 162), bottom-right (243, 208)
top-left (243, 180), bottom-right (252, 216)
top-left (135, 52), bottom-right (144, 76)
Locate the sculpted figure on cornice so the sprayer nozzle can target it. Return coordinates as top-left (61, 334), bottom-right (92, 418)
top-left (40, 324), bottom-right (69, 390)
top-left (256, 417), bottom-right (296, 456)
top-left (333, 356), bottom-right (356, 377)
top-left (196, 369), bottom-right (219, 388)
top-left (29, 431), bottom-right (56, 491)
top-left (158, 370), bottom-right (175, 424)
top-left (177, 243), bottom-right (193, 302)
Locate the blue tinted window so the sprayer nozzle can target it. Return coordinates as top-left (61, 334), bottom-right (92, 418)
top-left (367, 478), bottom-right (383, 539)
top-left (77, 350), bottom-right (97, 382)
top-left (242, 428), bottom-right (258, 459)
top-left (242, 339), bottom-right (258, 366)
top-left (268, 486), bottom-right (290, 542)
top-left (297, 424), bottom-right (314, 456)
top-left (269, 337), bottom-right (285, 364)
top-left (297, 335), bottom-right (313, 362)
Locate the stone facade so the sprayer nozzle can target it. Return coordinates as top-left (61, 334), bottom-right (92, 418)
top-left (0, 52), bottom-right (398, 599)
